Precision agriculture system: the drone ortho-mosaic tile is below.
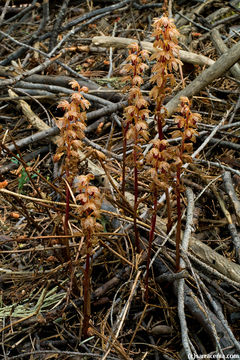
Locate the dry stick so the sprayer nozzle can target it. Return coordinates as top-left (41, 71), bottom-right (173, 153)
top-left (83, 137), bottom-right (122, 161)
top-left (61, 0), bottom-right (131, 33)
top-left (0, 0), bottom-right (11, 25)
top-left (1, 1), bottom-right (38, 25)
top-left (228, 223), bottom-right (240, 264)
top-left (165, 40), bottom-right (240, 117)
top-left (177, 188), bottom-right (194, 358)
top-left (176, 10), bottom-right (211, 32)
top-left (4, 350), bottom-right (118, 360)
top-left (0, 54), bottom-right (61, 88)
top-left (198, 276), bottom-right (240, 354)
top-left (192, 109), bottom-right (231, 159)
top-left (1, 128), bottom-right (58, 156)
top-left (102, 271), bottom-right (141, 360)
top-left (21, 74), bottom-right (100, 93)
top-left (13, 88), bottom-right (54, 97)
top-left (2, 125), bottom-right (121, 162)
top-left (13, 73), bottom-right (122, 102)
top-left (12, 87), bottom-right (52, 126)
top-left (211, 28), bottom-right (240, 80)
top-left (107, 21), bottom-right (117, 79)
top-left (7, 89), bottom-right (57, 135)
top-left (13, 81), bottom-right (116, 106)
top-left (184, 257), bottom-right (226, 357)
top-left (92, 36), bottom-right (215, 67)
top-left (168, 0), bottom-right (173, 19)
top-left (86, 100), bottom-right (127, 122)
top-left (47, 0), bottom-right (132, 60)
top-left (48, 0), bottom-right (70, 52)
top-left (204, 137), bottom-right (240, 151)
top-left (0, 30), bottom-right (96, 86)
top-left (196, 158), bottom-right (240, 177)
top-left (223, 171), bottom-right (240, 224)
top-left (213, 177), bottom-right (240, 264)
top-left (0, 1), bottom-right (131, 68)
top-left (0, 146), bottom-right (49, 175)
top-left (189, 237), bottom-right (240, 284)
top-left (229, 92), bottom-right (240, 124)
top-left (38, 0), bottom-right (49, 35)
top-left (0, 1), bottom-right (48, 66)
top-left (200, 272), bottom-right (240, 309)
top-left (156, 251), bottom-right (235, 351)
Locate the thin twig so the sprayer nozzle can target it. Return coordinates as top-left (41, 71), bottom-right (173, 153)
top-left (177, 188), bottom-right (194, 358)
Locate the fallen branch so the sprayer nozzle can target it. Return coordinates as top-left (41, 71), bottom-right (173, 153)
top-left (166, 40), bottom-right (240, 117)
top-left (92, 35), bottom-right (215, 66)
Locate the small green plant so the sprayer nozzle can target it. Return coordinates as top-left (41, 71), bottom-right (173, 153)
top-left (11, 157), bottom-right (38, 193)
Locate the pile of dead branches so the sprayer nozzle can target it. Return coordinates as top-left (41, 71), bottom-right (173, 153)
top-left (0, 1), bottom-right (240, 359)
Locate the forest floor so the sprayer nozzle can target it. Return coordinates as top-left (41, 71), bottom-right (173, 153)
top-left (0, 1), bottom-right (240, 359)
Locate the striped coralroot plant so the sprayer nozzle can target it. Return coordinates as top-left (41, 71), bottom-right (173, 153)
top-left (54, 80), bottom-right (102, 336)
top-left (121, 42), bottom-right (150, 253)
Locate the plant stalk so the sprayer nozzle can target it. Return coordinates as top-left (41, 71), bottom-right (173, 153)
top-left (145, 187), bottom-right (158, 302)
top-left (82, 231), bottom-right (91, 338)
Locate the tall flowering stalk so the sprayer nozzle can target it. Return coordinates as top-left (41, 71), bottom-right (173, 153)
top-left (54, 80), bottom-right (90, 243)
top-left (54, 81), bottom-right (102, 336)
top-left (172, 97), bottom-right (200, 271)
top-left (121, 43), bottom-right (150, 253)
top-left (149, 15), bottom-right (183, 233)
top-left (145, 15), bottom-right (182, 300)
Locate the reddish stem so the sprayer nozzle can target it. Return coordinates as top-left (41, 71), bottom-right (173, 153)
top-left (64, 185), bottom-right (70, 234)
top-left (63, 136), bottom-right (71, 262)
top-left (133, 142), bottom-right (140, 253)
top-left (82, 231), bottom-right (91, 338)
top-left (145, 187), bottom-right (158, 302)
top-left (156, 112), bottom-right (164, 141)
top-left (175, 165), bottom-right (181, 272)
top-left (165, 188), bottom-right (173, 234)
top-left (121, 122), bottom-right (129, 196)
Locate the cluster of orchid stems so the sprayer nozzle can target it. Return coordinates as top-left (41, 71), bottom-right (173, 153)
top-left (53, 13), bottom-right (201, 330)
top-left (121, 43), bottom-right (150, 253)
top-left (54, 80), bottom-right (102, 338)
top-left (122, 15), bottom-right (201, 301)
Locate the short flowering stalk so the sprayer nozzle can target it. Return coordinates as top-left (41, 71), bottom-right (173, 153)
top-left (150, 15), bottom-right (182, 141)
top-left (121, 43), bottom-right (149, 253)
top-left (54, 80), bottom-right (90, 260)
top-left (75, 174), bottom-right (102, 338)
top-left (172, 96), bottom-right (200, 271)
